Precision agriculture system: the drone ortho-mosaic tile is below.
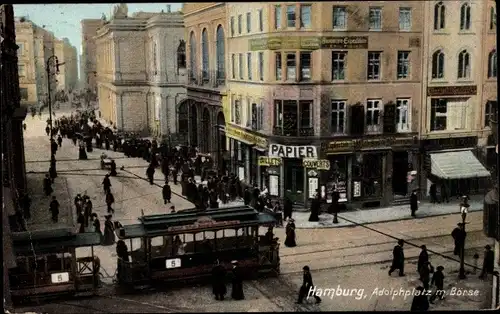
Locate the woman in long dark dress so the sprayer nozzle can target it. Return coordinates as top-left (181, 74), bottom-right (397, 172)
top-left (102, 215), bottom-right (115, 246)
top-left (92, 213), bottom-right (102, 239)
top-left (231, 260), bottom-right (244, 300)
top-left (284, 219), bottom-right (297, 247)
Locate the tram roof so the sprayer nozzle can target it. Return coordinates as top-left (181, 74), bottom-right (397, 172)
top-left (118, 205), bottom-right (277, 239)
top-left (12, 228), bottom-right (102, 255)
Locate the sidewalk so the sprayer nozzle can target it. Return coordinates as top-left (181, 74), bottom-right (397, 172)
top-left (292, 195), bottom-right (484, 229)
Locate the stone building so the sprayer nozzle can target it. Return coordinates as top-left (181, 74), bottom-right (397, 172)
top-left (94, 7), bottom-right (186, 135)
top-left (1, 4), bottom-right (28, 306)
top-left (224, 1), bottom-right (424, 207)
top-left (419, 0), bottom-right (495, 199)
top-left (81, 19), bottom-right (105, 93)
top-left (15, 16), bottom-right (56, 107)
top-left (54, 37), bottom-right (78, 92)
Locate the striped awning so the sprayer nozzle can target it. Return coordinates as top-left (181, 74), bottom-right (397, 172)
top-left (430, 150), bottom-right (491, 180)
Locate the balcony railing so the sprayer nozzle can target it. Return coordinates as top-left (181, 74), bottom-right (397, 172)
top-left (273, 126), bottom-right (314, 137)
top-left (187, 68), bottom-right (225, 88)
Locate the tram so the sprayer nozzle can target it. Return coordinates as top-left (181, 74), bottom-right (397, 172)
top-left (116, 205), bottom-right (280, 287)
top-left (8, 228), bottom-right (102, 302)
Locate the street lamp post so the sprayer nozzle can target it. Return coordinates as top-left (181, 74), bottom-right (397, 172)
top-left (213, 124), bottom-right (222, 176)
top-left (45, 55), bottom-right (65, 139)
top-left (459, 202), bottom-right (469, 279)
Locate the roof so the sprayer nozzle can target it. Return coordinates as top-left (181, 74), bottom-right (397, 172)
top-left (12, 228), bottom-right (102, 255)
top-left (119, 205), bottom-right (277, 239)
top-left (430, 150), bottom-right (491, 180)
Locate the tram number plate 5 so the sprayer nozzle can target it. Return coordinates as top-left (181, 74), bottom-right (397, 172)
top-left (166, 258), bottom-right (182, 269)
top-left (51, 272), bottom-right (69, 284)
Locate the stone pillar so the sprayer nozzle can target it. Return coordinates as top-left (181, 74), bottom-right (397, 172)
top-left (383, 150), bottom-right (394, 206)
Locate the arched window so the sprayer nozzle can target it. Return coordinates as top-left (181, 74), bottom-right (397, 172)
top-left (216, 25), bottom-right (225, 83)
top-left (201, 28), bottom-right (209, 82)
top-left (431, 50), bottom-right (445, 79)
top-left (177, 40), bottom-right (186, 75)
top-left (457, 50), bottom-right (470, 79)
top-left (488, 50), bottom-right (497, 78)
top-left (177, 101), bottom-right (189, 135)
top-left (491, 7), bottom-right (497, 30)
top-left (189, 31), bottom-right (196, 81)
top-left (460, 3), bottom-right (471, 30)
top-left (434, 2), bottom-right (446, 30)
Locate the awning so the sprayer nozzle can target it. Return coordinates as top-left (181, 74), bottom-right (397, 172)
top-left (430, 150), bottom-right (491, 179)
top-left (226, 134), bottom-right (254, 146)
top-left (254, 146), bottom-right (266, 152)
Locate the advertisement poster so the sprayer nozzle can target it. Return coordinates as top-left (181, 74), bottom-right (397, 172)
top-left (326, 181), bottom-right (347, 203)
top-left (269, 175), bottom-right (279, 196)
top-left (353, 181), bottom-right (362, 197)
top-left (308, 177), bottom-right (318, 199)
top-left (238, 167), bottom-right (245, 182)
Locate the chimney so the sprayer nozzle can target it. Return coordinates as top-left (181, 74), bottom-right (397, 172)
top-left (167, 5), bottom-right (171, 13)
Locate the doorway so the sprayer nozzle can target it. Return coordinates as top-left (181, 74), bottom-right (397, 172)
top-left (189, 103), bottom-right (198, 147)
top-left (284, 158), bottom-right (304, 204)
top-left (392, 151), bottom-right (409, 197)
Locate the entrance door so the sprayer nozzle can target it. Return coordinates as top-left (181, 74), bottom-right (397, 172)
top-left (284, 159), bottom-right (304, 204)
top-left (392, 151), bottom-right (409, 196)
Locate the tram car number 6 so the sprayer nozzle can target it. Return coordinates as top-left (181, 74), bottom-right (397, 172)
top-left (51, 272), bottom-right (70, 284)
top-left (166, 258), bottom-right (182, 269)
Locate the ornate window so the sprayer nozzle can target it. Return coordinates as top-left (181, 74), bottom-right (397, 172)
top-left (177, 40), bottom-right (186, 75)
top-left (216, 25), bottom-right (225, 82)
top-left (177, 102), bottom-right (189, 134)
top-left (201, 29), bottom-right (209, 82)
top-left (488, 50), bottom-right (497, 78)
top-left (460, 3), bottom-right (471, 30)
top-left (189, 32), bottom-right (196, 81)
top-left (457, 50), bottom-right (470, 79)
top-left (434, 2), bottom-right (446, 30)
top-left (431, 50), bottom-right (445, 79)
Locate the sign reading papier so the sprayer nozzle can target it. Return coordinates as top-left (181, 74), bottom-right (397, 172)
top-left (269, 144), bottom-right (317, 159)
top-left (51, 272), bottom-right (70, 284)
top-left (166, 258), bottom-right (182, 269)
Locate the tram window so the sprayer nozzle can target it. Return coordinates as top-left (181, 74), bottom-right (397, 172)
top-left (29, 257), bottom-right (46, 273)
top-left (195, 232), bottom-right (204, 242)
top-left (204, 231), bottom-right (216, 240)
top-left (184, 233), bottom-right (194, 242)
top-left (258, 227), bottom-right (267, 236)
top-left (63, 252), bottom-right (72, 269)
top-left (216, 230), bottom-right (224, 239)
top-left (130, 238), bottom-right (143, 251)
top-left (151, 236), bottom-right (163, 247)
top-left (225, 229), bottom-right (236, 237)
top-left (16, 257), bottom-right (29, 274)
top-left (47, 254), bottom-right (63, 272)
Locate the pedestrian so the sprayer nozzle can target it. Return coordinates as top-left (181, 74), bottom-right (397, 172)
top-left (74, 193), bottom-right (83, 214)
top-left (417, 245), bottom-right (429, 278)
top-left (440, 183), bottom-right (449, 203)
top-left (146, 164), bottom-right (155, 185)
top-left (84, 197), bottom-right (93, 227)
top-left (102, 215), bottom-right (116, 246)
top-left (170, 205), bottom-right (176, 213)
top-left (51, 139), bottom-right (58, 155)
top-left (162, 183), bottom-right (171, 204)
top-left (410, 286), bottom-right (429, 311)
top-left (308, 192), bottom-right (321, 222)
top-left (77, 209), bottom-right (85, 233)
top-left (211, 259), bottom-right (227, 301)
top-left (45, 125), bottom-right (50, 136)
top-left (451, 223), bottom-right (466, 256)
top-left (410, 189), bottom-right (418, 217)
top-left (297, 265), bottom-right (321, 304)
top-left (284, 218), bottom-right (297, 247)
top-left (479, 245), bottom-right (495, 280)
top-left (172, 167), bottom-right (178, 185)
top-left (57, 134), bottom-right (63, 147)
top-left (102, 174), bottom-right (112, 194)
top-left (92, 213), bottom-right (102, 238)
top-left (283, 196), bottom-right (293, 221)
top-left (420, 261), bottom-right (432, 290)
top-left (388, 239), bottom-right (405, 277)
top-left (429, 266), bottom-right (445, 303)
top-left (329, 187), bottom-right (340, 224)
top-left (230, 260), bottom-right (244, 300)
top-left (429, 183), bottom-right (438, 204)
top-left (49, 196), bottom-right (60, 223)
top-left (110, 160), bottom-right (117, 176)
top-left (244, 187), bottom-right (252, 206)
top-left (23, 122), bottom-right (27, 130)
top-left (43, 174), bottom-right (53, 196)
top-left (105, 190), bottom-right (115, 214)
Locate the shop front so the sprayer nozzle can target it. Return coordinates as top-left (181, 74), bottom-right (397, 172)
top-left (421, 136), bottom-right (491, 198)
top-left (324, 136), bottom-right (418, 208)
top-left (225, 124), bottom-right (268, 187)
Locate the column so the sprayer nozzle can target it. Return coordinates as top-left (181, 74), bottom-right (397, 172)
top-left (279, 161), bottom-right (285, 199)
top-left (384, 150), bottom-right (394, 206)
top-left (347, 156), bottom-right (353, 202)
top-left (245, 146), bottom-right (251, 185)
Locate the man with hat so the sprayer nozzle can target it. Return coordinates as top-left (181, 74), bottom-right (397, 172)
top-left (451, 223), bottom-right (466, 256)
top-left (230, 260), bottom-right (244, 300)
top-left (211, 259), bottom-right (227, 301)
top-left (479, 245), bottom-right (494, 280)
top-left (429, 266), bottom-right (445, 303)
top-left (410, 189), bottom-right (418, 218)
top-left (297, 265), bottom-right (321, 304)
top-left (389, 239), bottom-right (405, 277)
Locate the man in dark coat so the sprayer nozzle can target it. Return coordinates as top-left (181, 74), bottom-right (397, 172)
top-left (308, 192), bottom-right (321, 222)
top-left (297, 265), bottom-right (321, 304)
top-left (479, 245), bottom-right (495, 279)
top-left (429, 266), bottom-right (445, 303)
top-left (244, 188), bottom-right (252, 206)
top-left (105, 191), bottom-right (115, 214)
top-left (283, 197), bottom-right (293, 221)
top-left (162, 183), bottom-right (172, 204)
top-left (110, 160), bottom-right (117, 176)
top-left (43, 174), bottom-right (53, 196)
top-left (146, 164), bottom-right (155, 185)
top-left (231, 260), bottom-right (244, 300)
top-left (451, 223), bottom-right (466, 256)
top-left (410, 286), bottom-right (429, 311)
top-left (389, 239), bottom-right (405, 276)
top-left (102, 174), bottom-right (112, 194)
top-left (172, 167), bottom-right (178, 185)
top-left (410, 190), bottom-right (418, 217)
top-left (417, 245), bottom-right (429, 278)
top-left (49, 196), bottom-right (60, 223)
top-left (50, 139), bottom-right (58, 155)
top-left (211, 260), bottom-right (227, 301)
top-left (57, 134), bottom-right (63, 147)
top-left (329, 188), bottom-right (340, 223)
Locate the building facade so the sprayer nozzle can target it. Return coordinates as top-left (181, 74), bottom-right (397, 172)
top-left (54, 37), bottom-right (78, 92)
top-left (15, 17), bottom-right (56, 107)
top-left (81, 19), bottom-right (105, 93)
top-left (1, 4), bottom-right (28, 307)
top-left (95, 7), bottom-right (186, 134)
top-left (182, 3), bottom-right (228, 164)
top-left (419, 0), bottom-right (496, 199)
top-left (224, 1), bottom-right (423, 207)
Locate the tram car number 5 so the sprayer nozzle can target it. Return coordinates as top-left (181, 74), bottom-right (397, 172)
top-left (166, 258), bottom-right (182, 269)
top-left (51, 272), bottom-right (70, 284)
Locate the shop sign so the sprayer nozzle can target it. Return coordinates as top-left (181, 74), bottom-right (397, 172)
top-left (168, 219), bottom-right (240, 232)
top-left (269, 144), bottom-right (318, 158)
top-left (303, 159), bottom-right (331, 170)
top-left (326, 137), bottom-right (415, 153)
top-left (258, 156), bottom-right (282, 167)
top-left (320, 36), bottom-right (368, 49)
top-left (226, 124), bottom-right (268, 148)
top-left (249, 36), bottom-right (321, 51)
top-left (421, 136), bottom-right (477, 151)
top-left (427, 85), bottom-right (477, 96)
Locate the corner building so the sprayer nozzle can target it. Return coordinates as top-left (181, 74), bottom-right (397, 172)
top-left (226, 2), bottom-right (423, 207)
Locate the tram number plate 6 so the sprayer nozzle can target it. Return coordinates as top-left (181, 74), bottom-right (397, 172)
top-left (166, 258), bottom-right (182, 269)
top-left (51, 272), bottom-right (69, 284)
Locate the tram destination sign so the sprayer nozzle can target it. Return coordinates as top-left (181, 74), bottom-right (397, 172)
top-left (167, 220), bottom-right (241, 232)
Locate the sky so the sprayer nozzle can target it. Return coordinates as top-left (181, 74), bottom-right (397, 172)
top-left (14, 3), bottom-right (182, 79)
